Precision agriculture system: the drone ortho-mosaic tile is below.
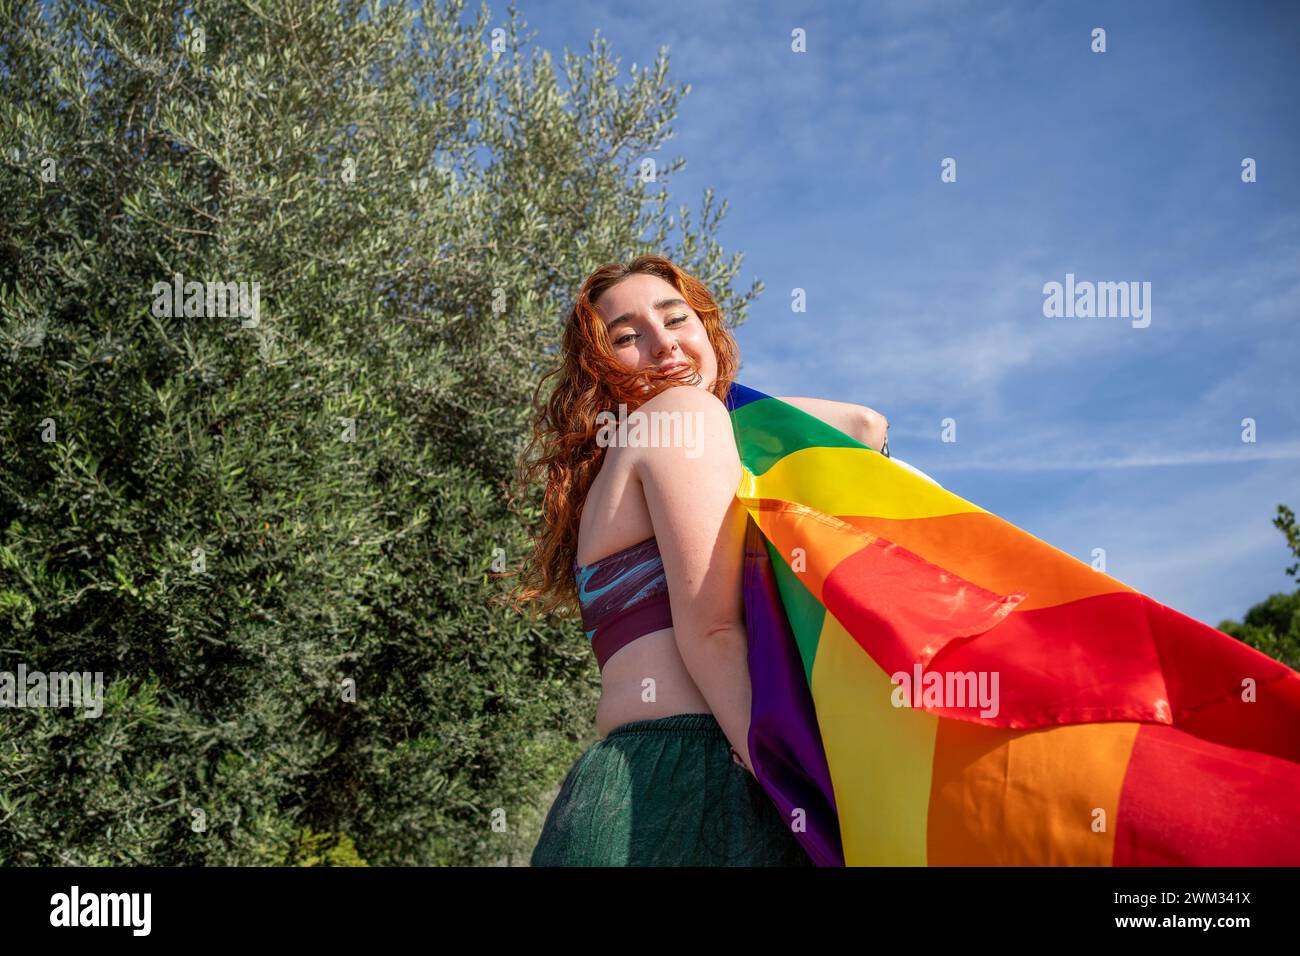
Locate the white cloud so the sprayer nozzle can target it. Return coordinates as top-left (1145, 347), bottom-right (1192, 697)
top-left (932, 440), bottom-right (1300, 471)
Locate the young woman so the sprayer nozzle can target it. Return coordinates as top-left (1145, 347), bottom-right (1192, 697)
top-left (507, 255), bottom-right (888, 866)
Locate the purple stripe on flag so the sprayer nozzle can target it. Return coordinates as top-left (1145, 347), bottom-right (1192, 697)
top-left (742, 516), bottom-right (844, 867)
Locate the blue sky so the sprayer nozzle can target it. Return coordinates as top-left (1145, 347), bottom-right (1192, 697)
top-left (511, 0), bottom-right (1299, 627)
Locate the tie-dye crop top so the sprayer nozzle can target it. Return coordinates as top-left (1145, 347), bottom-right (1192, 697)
top-left (573, 536), bottom-right (674, 671)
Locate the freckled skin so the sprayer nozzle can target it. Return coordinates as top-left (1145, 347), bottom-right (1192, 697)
top-left (594, 273), bottom-right (718, 393)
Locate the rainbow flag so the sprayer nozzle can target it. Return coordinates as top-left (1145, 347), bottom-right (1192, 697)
top-left (725, 381), bottom-right (1300, 866)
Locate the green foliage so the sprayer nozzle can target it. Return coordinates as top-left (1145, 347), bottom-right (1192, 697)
top-left (0, 0), bottom-right (756, 864)
top-left (1274, 505), bottom-right (1299, 581)
top-left (290, 827), bottom-right (369, 867)
top-left (1217, 505), bottom-right (1300, 672)
top-left (1218, 591), bottom-right (1300, 672)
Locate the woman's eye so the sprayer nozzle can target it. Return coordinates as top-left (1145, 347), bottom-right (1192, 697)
top-left (614, 315), bottom-right (687, 347)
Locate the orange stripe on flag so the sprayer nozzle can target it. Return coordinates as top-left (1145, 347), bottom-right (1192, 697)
top-left (841, 512), bottom-right (1133, 612)
top-left (928, 718), bottom-right (1139, 865)
top-left (744, 498), bottom-right (866, 606)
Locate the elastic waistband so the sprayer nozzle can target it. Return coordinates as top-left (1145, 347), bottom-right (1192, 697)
top-left (604, 712), bottom-right (724, 737)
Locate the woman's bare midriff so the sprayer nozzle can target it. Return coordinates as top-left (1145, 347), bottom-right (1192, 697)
top-left (594, 628), bottom-right (712, 737)
top-left (577, 445), bottom-right (714, 738)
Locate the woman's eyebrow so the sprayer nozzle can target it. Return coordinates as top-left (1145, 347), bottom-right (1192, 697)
top-left (605, 297), bottom-right (688, 331)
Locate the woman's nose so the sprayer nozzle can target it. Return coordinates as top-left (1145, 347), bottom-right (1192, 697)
top-left (650, 327), bottom-right (678, 356)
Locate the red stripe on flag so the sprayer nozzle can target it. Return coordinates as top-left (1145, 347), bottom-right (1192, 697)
top-left (820, 533), bottom-right (1024, 676)
top-left (1112, 723), bottom-right (1300, 865)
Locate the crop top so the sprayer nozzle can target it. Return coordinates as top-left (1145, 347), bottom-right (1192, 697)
top-left (573, 535), bottom-right (674, 671)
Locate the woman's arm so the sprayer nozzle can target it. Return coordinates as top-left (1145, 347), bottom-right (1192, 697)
top-left (776, 396), bottom-right (889, 453)
top-left (629, 386), bottom-right (756, 772)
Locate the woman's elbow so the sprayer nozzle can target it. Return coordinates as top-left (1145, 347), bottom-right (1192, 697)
top-left (859, 406), bottom-right (889, 453)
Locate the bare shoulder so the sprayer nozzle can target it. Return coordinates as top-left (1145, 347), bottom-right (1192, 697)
top-left (626, 386), bottom-right (738, 472)
top-left (638, 384), bottom-right (730, 415)
top-left (633, 386), bottom-right (735, 445)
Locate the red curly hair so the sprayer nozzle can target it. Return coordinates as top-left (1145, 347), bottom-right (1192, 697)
top-left (499, 255), bottom-right (741, 619)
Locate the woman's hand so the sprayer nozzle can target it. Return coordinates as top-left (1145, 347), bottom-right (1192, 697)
top-left (729, 743), bottom-right (755, 776)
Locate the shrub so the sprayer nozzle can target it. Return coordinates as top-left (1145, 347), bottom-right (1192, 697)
top-left (0, 0), bottom-right (757, 864)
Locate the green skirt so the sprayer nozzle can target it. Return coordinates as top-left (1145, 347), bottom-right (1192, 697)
top-left (530, 712), bottom-right (814, 867)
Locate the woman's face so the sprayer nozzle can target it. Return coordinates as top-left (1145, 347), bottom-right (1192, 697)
top-left (593, 273), bottom-right (717, 391)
